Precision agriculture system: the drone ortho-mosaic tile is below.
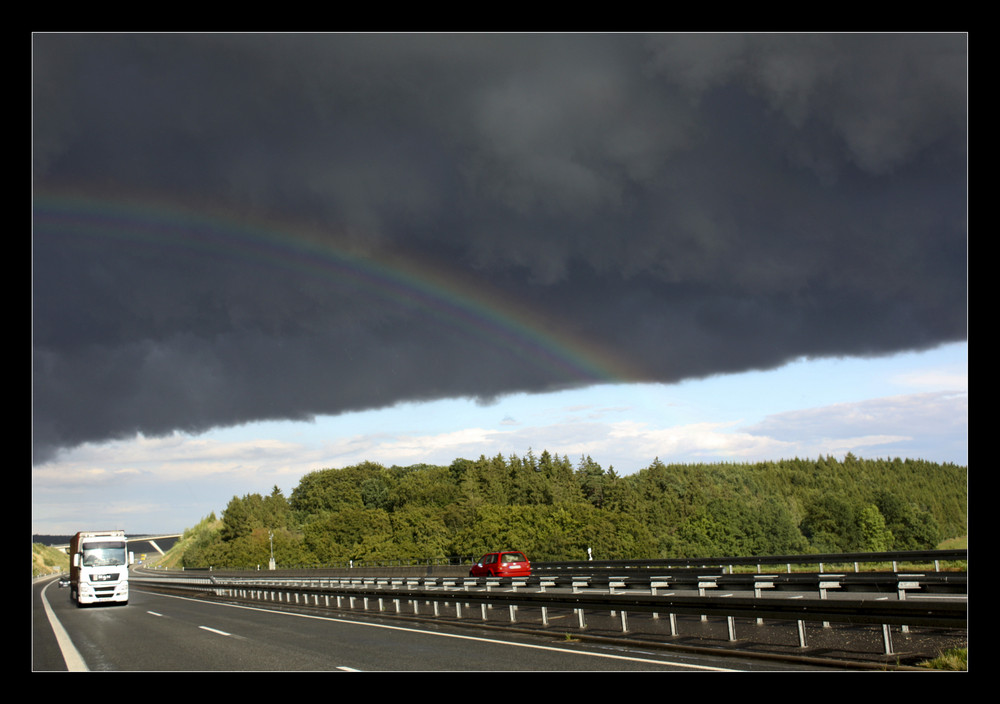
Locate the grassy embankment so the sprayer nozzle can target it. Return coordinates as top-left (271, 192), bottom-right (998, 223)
top-left (147, 514), bottom-right (224, 570)
top-left (32, 543), bottom-right (69, 577)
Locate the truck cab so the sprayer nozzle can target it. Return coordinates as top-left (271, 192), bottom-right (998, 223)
top-left (70, 530), bottom-right (134, 606)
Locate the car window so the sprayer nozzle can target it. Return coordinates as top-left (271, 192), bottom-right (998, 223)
top-left (502, 553), bottom-right (526, 563)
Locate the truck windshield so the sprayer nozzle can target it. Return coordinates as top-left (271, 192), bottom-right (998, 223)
top-left (81, 541), bottom-right (127, 567)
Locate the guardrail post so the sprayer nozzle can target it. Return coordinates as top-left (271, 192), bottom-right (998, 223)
top-left (818, 578), bottom-right (842, 628)
top-left (897, 577), bottom-right (920, 634)
top-left (540, 579), bottom-right (553, 626)
top-left (754, 578), bottom-right (776, 625)
top-left (698, 579), bottom-right (717, 622)
top-left (882, 624), bottom-right (894, 655)
top-left (797, 620), bottom-right (807, 648)
top-left (650, 579), bottom-right (669, 620)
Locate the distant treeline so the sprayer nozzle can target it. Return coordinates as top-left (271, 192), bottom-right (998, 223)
top-left (179, 452), bottom-right (967, 569)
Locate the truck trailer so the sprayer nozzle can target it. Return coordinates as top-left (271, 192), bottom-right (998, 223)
top-left (69, 530), bottom-right (134, 605)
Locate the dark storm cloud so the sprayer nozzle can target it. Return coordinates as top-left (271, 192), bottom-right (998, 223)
top-left (32, 33), bottom-right (967, 463)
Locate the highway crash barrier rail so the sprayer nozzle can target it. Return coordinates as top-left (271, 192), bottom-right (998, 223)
top-left (158, 548), bottom-right (966, 575)
top-left (131, 569), bottom-right (966, 657)
top-left (535, 548), bottom-right (968, 574)
top-left (133, 569), bottom-right (967, 597)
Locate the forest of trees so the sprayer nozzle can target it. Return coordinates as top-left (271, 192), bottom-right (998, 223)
top-left (179, 451), bottom-right (967, 569)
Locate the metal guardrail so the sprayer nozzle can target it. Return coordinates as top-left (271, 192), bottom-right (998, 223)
top-left (149, 549), bottom-right (967, 576)
top-left (140, 570), bottom-right (966, 596)
top-left (132, 563), bottom-right (967, 657)
top-left (535, 549), bottom-right (968, 572)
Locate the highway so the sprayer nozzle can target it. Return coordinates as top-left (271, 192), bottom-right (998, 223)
top-left (33, 576), bottom-right (828, 672)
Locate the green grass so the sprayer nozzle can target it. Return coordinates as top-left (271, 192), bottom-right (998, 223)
top-left (918, 648), bottom-right (967, 670)
top-left (32, 543), bottom-right (69, 577)
top-left (938, 535), bottom-right (967, 550)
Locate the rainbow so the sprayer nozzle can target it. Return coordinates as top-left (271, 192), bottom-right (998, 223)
top-left (33, 190), bottom-right (643, 386)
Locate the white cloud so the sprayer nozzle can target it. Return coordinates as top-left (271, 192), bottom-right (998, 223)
top-left (741, 390), bottom-right (967, 463)
top-left (746, 391), bottom-right (967, 438)
top-left (32, 432), bottom-right (313, 489)
top-left (889, 369), bottom-right (968, 391)
top-left (323, 427), bottom-right (507, 466)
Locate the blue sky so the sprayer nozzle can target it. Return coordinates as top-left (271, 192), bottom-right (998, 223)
top-left (31, 341), bottom-right (966, 536)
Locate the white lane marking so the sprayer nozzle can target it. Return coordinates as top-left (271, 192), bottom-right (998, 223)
top-left (138, 588), bottom-right (735, 671)
top-left (337, 666), bottom-right (362, 671)
top-left (40, 579), bottom-right (89, 672)
top-left (199, 625), bottom-right (232, 637)
top-left (147, 611), bottom-right (163, 617)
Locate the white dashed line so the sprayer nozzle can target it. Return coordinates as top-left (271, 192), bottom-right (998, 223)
top-left (199, 626), bottom-right (232, 637)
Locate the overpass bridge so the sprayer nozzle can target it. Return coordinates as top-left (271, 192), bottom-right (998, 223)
top-left (51, 534), bottom-right (182, 556)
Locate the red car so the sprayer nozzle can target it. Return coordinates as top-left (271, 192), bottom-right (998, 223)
top-left (469, 550), bottom-right (532, 578)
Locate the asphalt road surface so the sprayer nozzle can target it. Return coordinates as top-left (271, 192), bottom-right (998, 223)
top-left (33, 576), bottom-right (827, 672)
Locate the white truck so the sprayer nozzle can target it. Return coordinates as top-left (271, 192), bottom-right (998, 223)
top-left (69, 530), bottom-right (134, 606)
